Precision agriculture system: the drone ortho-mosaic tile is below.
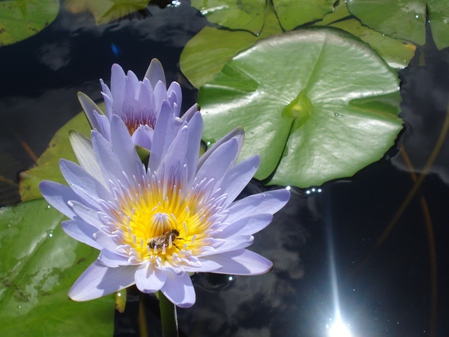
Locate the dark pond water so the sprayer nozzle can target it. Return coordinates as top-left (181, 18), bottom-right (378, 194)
top-left (1, 2), bottom-right (449, 337)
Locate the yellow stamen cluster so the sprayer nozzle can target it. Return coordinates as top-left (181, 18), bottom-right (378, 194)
top-left (115, 180), bottom-right (211, 263)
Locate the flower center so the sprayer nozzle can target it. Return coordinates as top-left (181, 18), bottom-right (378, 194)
top-left (112, 177), bottom-right (212, 263)
top-left (151, 212), bottom-right (172, 233)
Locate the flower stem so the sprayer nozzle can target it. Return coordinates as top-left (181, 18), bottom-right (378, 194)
top-left (158, 291), bottom-right (179, 337)
top-left (138, 294), bottom-right (148, 337)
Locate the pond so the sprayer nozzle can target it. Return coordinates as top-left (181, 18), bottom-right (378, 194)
top-left (1, 1), bottom-right (449, 337)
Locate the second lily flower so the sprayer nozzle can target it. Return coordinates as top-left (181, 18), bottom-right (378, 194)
top-left (78, 58), bottom-right (198, 149)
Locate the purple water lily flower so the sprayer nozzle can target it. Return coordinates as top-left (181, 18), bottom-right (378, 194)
top-left (39, 109), bottom-right (290, 308)
top-left (78, 58), bottom-right (198, 149)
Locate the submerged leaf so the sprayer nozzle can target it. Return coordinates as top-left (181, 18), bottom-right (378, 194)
top-left (64, 0), bottom-right (150, 24)
top-left (198, 28), bottom-right (403, 187)
top-left (0, 198), bottom-right (114, 336)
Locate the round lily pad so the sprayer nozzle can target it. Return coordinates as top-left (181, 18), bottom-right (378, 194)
top-left (198, 28), bottom-right (403, 187)
top-left (0, 0), bottom-right (59, 46)
top-left (0, 198), bottom-right (114, 336)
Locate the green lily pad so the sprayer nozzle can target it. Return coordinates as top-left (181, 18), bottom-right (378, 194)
top-left (190, 0), bottom-right (266, 34)
top-left (330, 19), bottom-right (416, 70)
top-left (313, 2), bottom-right (416, 70)
top-left (181, 27), bottom-right (261, 89)
top-left (0, 0), bottom-right (59, 46)
top-left (313, 0), bottom-right (350, 25)
top-left (190, 0), bottom-right (339, 34)
top-left (180, 1), bottom-right (283, 88)
top-left (180, 1), bottom-right (416, 90)
top-left (198, 28), bottom-right (403, 187)
top-left (19, 111), bottom-right (92, 202)
top-left (0, 198), bottom-right (114, 336)
top-left (428, 0), bottom-right (449, 50)
top-left (273, 0), bottom-right (336, 31)
top-left (346, 0), bottom-right (426, 45)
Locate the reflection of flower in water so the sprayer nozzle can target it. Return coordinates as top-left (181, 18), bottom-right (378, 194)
top-left (78, 58), bottom-right (198, 149)
top-left (39, 108), bottom-right (289, 308)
